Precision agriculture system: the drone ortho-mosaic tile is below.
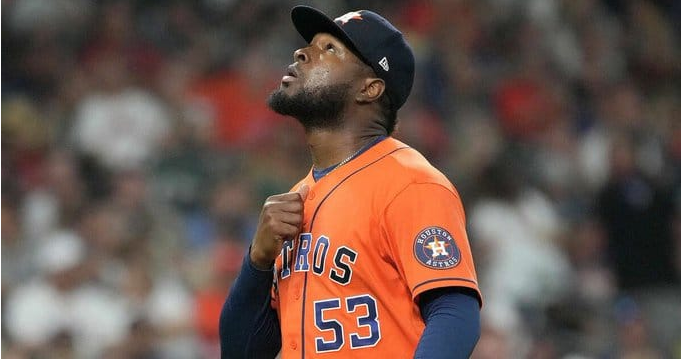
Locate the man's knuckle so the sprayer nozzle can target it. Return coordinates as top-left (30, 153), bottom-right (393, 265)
top-left (261, 212), bottom-right (272, 222)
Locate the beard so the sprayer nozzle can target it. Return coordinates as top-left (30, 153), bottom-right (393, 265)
top-left (267, 82), bottom-right (351, 130)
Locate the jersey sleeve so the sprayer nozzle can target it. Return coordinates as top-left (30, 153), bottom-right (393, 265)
top-left (381, 182), bottom-right (482, 306)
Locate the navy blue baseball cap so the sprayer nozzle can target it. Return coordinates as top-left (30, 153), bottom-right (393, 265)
top-left (291, 5), bottom-right (415, 111)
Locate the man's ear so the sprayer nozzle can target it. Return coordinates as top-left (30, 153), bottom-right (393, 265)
top-left (356, 78), bottom-right (385, 104)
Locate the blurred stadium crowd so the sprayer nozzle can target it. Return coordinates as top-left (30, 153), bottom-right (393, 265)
top-left (2, 0), bottom-right (680, 358)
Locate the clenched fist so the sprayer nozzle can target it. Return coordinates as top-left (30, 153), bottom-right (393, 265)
top-left (250, 184), bottom-right (309, 269)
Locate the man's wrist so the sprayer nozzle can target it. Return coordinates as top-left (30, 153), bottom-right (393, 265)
top-left (249, 246), bottom-right (275, 271)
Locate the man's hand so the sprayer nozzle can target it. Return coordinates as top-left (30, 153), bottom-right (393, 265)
top-left (250, 184), bottom-right (309, 270)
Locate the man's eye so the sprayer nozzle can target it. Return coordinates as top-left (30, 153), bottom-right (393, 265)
top-left (326, 43), bottom-right (336, 52)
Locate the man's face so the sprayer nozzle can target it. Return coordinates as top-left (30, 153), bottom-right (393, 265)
top-left (268, 33), bottom-right (369, 130)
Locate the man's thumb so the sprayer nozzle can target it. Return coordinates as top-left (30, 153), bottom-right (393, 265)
top-left (297, 184), bottom-right (310, 201)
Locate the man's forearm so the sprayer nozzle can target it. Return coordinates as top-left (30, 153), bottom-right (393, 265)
top-left (219, 248), bottom-right (281, 358)
top-left (414, 287), bottom-right (481, 358)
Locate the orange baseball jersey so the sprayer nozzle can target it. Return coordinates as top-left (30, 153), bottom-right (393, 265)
top-left (272, 137), bottom-right (481, 358)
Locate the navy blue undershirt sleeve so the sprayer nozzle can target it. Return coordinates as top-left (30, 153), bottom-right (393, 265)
top-left (414, 287), bottom-right (481, 359)
top-left (219, 247), bottom-right (281, 358)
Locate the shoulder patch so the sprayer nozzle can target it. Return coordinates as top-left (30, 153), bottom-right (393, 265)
top-left (413, 226), bottom-right (460, 270)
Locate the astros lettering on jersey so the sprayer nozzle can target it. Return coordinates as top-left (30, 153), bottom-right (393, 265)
top-left (271, 137), bottom-right (482, 358)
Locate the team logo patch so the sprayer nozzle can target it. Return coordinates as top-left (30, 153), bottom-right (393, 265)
top-left (413, 226), bottom-right (460, 269)
top-left (335, 11), bottom-right (363, 25)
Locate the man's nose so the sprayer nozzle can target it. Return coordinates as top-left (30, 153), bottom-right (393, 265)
top-left (293, 48), bottom-right (308, 63)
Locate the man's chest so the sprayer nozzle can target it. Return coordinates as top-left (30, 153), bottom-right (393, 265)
top-left (274, 190), bottom-right (385, 290)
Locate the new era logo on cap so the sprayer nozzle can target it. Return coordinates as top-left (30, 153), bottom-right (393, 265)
top-left (379, 57), bottom-right (389, 71)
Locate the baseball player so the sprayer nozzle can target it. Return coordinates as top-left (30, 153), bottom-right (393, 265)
top-left (220, 6), bottom-right (481, 358)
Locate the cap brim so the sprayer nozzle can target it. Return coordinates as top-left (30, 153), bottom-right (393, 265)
top-left (291, 6), bottom-right (367, 64)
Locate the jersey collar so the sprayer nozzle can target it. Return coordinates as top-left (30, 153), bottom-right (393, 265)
top-left (303, 136), bottom-right (410, 187)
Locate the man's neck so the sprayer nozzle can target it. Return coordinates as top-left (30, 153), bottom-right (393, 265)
top-left (305, 127), bottom-right (385, 170)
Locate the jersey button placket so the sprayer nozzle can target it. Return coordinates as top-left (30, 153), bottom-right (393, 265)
top-left (289, 340), bottom-right (297, 350)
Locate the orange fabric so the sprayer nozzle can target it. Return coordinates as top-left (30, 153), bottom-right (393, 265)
top-left (187, 72), bottom-right (277, 147)
top-left (271, 137), bottom-right (481, 358)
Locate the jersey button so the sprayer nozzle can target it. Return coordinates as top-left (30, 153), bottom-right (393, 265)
top-left (290, 341), bottom-right (297, 350)
top-left (309, 191), bottom-right (315, 200)
top-left (294, 292), bottom-right (300, 300)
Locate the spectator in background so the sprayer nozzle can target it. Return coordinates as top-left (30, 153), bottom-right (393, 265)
top-left (1, 196), bottom-right (33, 293)
top-left (108, 169), bottom-right (186, 274)
top-left (4, 231), bottom-right (130, 358)
top-left (1, 96), bottom-right (52, 191)
top-left (469, 152), bottom-right (573, 357)
top-left (597, 133), bottom-right (680, 354)
top-left (71, 52), bottom-right (171, 171)
top-left (565, 219), bottom-right (616, 306)
top-left (20, 149), bottom-right (87, 243)
top-left (598, 134), bottom-right (677, 289)
top-left (186, 43), bottom-right (281, 149)
top-left (192, 240), bottom-right (245, 358)
top-left (115, 252), bottom-right (197, 358)
top-left (614, 297), bottom-right (663, 358)
top-left (470, 153), bottom-right (573, 313)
